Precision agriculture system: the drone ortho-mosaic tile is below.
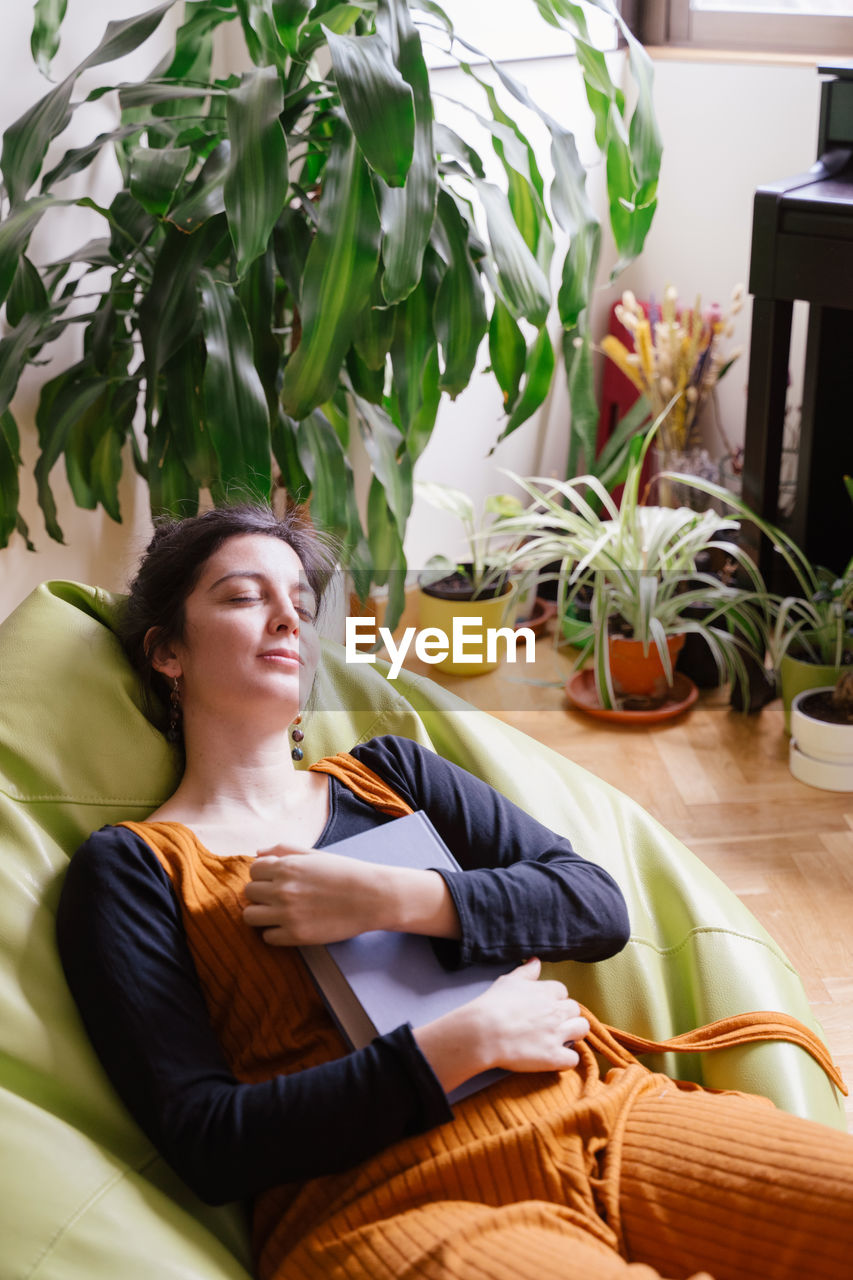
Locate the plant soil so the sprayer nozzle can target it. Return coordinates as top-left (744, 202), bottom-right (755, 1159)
top-left (419, 569), bottom-right (508, 603)
top-left (799, 690), bottom-right (853, 726)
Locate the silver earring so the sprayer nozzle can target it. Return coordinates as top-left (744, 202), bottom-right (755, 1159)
top-left (291, 714), bottom-right (304, 761)
top-left (166, 677), bottom-right (182, 743)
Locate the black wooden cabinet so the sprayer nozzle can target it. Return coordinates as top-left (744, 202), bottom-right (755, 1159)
top-left (743, 61), bottom-right (853, 586)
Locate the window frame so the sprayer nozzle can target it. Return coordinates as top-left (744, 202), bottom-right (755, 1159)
top-left (634, 0), bottom-right (853, 56)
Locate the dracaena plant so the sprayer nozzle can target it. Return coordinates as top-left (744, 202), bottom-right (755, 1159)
top-left (0, 0), bottom-right (661, 628)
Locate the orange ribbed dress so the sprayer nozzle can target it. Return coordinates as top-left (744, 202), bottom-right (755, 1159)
top-left (120, 753), bottom-right (852, 1280)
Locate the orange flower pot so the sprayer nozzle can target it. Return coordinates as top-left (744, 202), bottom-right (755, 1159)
top-left (609, 634), bottom-right (686, 697)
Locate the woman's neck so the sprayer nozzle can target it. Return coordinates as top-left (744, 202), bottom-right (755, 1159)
top-left (169, 711), bottom-right (303, 823)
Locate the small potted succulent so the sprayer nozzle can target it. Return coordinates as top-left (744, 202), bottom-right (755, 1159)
top-left (500, 426), bottom-right (770, 712)
top-left (790, 670), bottom-right (853, 792)
top-left (414, 483), bottom-right (531, 675)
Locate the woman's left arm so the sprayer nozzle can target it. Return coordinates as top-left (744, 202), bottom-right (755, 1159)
top-left (350, 736), bottom-right (630, 968)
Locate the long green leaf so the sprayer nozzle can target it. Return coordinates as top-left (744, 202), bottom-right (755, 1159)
top-left (146, 410), bottom-right (200, 516)
top-left (475, 180), bottom-right (550, 327)
top-left (390, 267), bottom-right (436, 440)
top-left (375, 0), bottom-right (436, 302)
top-left (271, 409), bottom-right (311, 503)
top-left (6, 257), bottom-right (49, 328)
top-left (325, 27), bottom-right (415, 186)
top-left (200, 274), bottom-right (272, 500)
top-left (432, 190), bottom-right (487, 398)
top-left (168, 141), bottom-right (230, 232)
top-left (30, 0), bottom-right (69, 76)
top-left (353, 278), bottom-right (396, 370)
top-left (163, 341), bottom-right (219, 489)
top-left (491, 323), bottom-right (554, 449)
top-left (0, 314), bottom-right (44, 418)
top-left (563, 331), bottom-right (599, 477)
top-left (351, 392), bottom-right (413, 540)
top-left (296, 409), bottom-right (359, 538)
top-left (0, 410), bottom-right (22, 548)
top-left (224, 67), bottom-right (289, 276)
top-left (139, 215), bottom-right (228, 402)
top-left (489, 297), bottom-right (526, 413)
top-left (280, 124), bottom-right (381, 419)
top-left (33, 363), bottom-right (109, 541)
top-left (129, 145), bottom-right (192, 215)
top-left (3, 1), bottom-right (176, 207)
top-left (366, 475), bottom-right (407, 631)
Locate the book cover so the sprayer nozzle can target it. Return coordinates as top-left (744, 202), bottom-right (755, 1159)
top-left (300, 810), bottom-right (511, 1103)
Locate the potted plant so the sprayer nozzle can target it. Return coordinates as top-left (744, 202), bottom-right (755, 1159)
top-left (499, 425), bottom-right (770, 712)
top-left (414, 482), bottom-right (531, 675)
top-left (660, 470), bottom-right (853, 730)
top-left (790, 670), bottom-right (853, 792)
top-left (0, 0), bottom-right (661, 633)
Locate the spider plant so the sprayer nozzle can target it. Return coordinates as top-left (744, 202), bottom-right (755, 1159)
top-left (658, 471), bottom-right (853, 671)
top-left (497, 425), bottom-right (770, 709)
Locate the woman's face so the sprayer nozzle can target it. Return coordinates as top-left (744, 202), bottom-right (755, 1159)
top-left (152, 533), bottom-right (321, 726)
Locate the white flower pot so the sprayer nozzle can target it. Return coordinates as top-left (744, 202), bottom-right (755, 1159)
top-left (789, 687), bottom-right (853, 792)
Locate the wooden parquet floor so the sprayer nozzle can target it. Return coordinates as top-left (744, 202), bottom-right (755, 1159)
top-left (397, 617), bottom-right (853, 1129)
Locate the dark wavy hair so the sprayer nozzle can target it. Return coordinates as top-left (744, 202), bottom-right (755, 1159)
top-left (120, 503), bottom-right (338, 726)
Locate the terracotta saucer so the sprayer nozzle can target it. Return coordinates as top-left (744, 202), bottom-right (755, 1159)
top-left (515, 597), bottom-right (557, 635)
top-left (566, 669), bottom-right (699, 723)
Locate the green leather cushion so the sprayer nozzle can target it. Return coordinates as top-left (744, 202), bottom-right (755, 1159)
top-left (0, 581), bottom-right (844, 1280)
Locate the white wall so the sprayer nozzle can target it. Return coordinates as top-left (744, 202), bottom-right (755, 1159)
top-left (0, 6), bottom-right (826, 619)
top-left (613, 55), bottom-right (820, 463)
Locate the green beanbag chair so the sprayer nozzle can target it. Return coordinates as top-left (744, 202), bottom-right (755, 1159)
top-left (0, 580), bottom-right (845, 1280)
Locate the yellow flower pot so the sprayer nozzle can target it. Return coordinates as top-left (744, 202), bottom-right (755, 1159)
top-left (417, 582), bottom-right (518, 675)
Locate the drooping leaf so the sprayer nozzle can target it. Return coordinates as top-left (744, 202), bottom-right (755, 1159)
top-left (296, 409), bottom-right (358, 539)
top-left (488, 297), bottom-right (526, 413)
top-left (42, 125), bottom-right (142, 190)
top-left (0, 410), bottom-right (22, 548)
top-left (375, 0), bottom-right (437, 302)
top-left (280, 124), bottom-right (381, 419)
top-left (168, 141), bottom-right (230, 232)
top-left (272, 409), bottom-right (311, 502)
top-left (350, 392), bottom-right (413, 540)
top-left (0, 313), bottom-right (45, 419)
top-left (325, 26), bottom-right (415, 186)
top-left (129, 145), bottom-right (192, 215)
top-left (491, 323), bottom-right (555, 449)
top-left (432, 191), bottom-right (487, 398)
top-left (3, 1), bottom-right (176, 206)
top-left (563, 330), bottom-right (599, 477)
top-left (366, 475), bottom-right (407, 631)
top-left (6, 256), bottom-right (49, 328)
top-left (346, 347), bottom-right (385, 403)
top-left (475, 181), bottom-right (550, 327)
top-left (33, 363), bottom-right (110, 541)
top-left (389, 263), bottom-right (439, 460)
top-left (200, 273), bottom-right (272, 500)
top-left (163, 340), bottom-right (219, 490)
top-left (30, 0), bottom-right (68, 76)
top-left (139, 215), bottom-right (228, 402)
top-left (224, 67), bottom-right (289, 275)
top-left (146, 409), bottom-right (200, 517)
top-left (353, 278), bottom-right (396, 371)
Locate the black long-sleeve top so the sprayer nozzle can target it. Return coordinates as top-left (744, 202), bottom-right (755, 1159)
top-left (56, 735), bottom-right (629, 1204)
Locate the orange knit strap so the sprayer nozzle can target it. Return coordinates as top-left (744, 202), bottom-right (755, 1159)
top-left (581, 1005), bottom-right (848, 1096)
top-left (309, 752), bottom-right (415, 818)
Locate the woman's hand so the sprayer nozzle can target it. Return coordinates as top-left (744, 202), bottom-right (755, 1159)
top-left (243, 847), bottom-right (461, 946)
top-left (413, 958), bottom-right (588, 1095)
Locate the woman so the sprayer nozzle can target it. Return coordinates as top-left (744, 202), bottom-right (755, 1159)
top-left (57, 504), bottom-right (852, 1280)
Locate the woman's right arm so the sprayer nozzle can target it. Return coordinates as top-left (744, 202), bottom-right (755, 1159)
top-left (56, 827), bottom-right (453, 1206)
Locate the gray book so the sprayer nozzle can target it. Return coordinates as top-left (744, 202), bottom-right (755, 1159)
top-left (300, 810), bottom-right (511, 1103)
